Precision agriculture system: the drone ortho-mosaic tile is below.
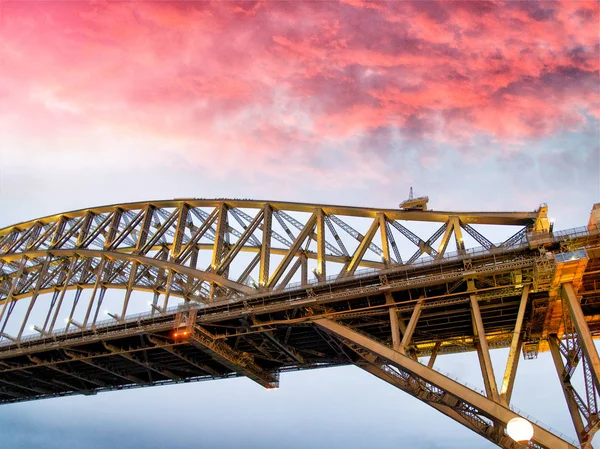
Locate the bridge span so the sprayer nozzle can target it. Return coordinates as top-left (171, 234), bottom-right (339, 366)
top-left (1, 199), bottom-right (599, 448)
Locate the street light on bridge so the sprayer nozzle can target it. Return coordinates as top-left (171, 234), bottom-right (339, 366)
top-left (506, 417), bottom-right (534, 443)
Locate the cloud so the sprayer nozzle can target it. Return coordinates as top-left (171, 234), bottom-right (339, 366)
top-left (0, 0), bottom-right (598, 184)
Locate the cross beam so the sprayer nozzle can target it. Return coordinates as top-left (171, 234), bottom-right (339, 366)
top-left (103, 342), bottom-right (181, 382)
top-left (27, 355), bottom-right (106, 388)
top-left (63, 349), bottom-right (147, 386)
top-left (146, 336), bottom-right (221, 377)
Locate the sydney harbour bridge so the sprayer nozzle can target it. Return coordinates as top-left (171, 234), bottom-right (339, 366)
top-left (0, 198), bottom-right (599, 448)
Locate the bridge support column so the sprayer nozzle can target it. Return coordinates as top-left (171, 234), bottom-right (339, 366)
top-left (500, 286), bottom-right (529, 405)
top-left (470, 294), bottom-right (499, 402)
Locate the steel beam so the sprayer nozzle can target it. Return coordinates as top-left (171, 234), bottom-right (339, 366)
top-left (48, 256), bottom-right (78, 333)
top-left (103, 209), bottom-right (123, 249)
top-left (188, 326), bottom-right (279, 388)
top-left (82, 258), bottom-right (105, 327)
top-left (0, 257), bottom-right (27, 330)
top-left (27, 355), bottom-right (106, 388)
top-left (217, 209), bottom-right (263, 276)
top-left (500, 285), bottom-right (529, 405)
top-left (0, 387), bottom-right (25, 399)
top-left (343, 217), bottom-right (380, 276)
top-left (146, 336), bottom-right (221, 377)
top-left (170, 203), bottom-right (189, 259)
top-left (0, 377), bottom-right (50, 395)
top-left (17, 257), bottom-right (50, 340)
top-left (428, 341), bottom-right (441, 368)
top-left (276, 256), bottom-right (303, 290)
top-left (400, 298), bottom-right (423, 354)
top-left (120, 261), bottom-right (138, 318)
top-left (262, 330), bottom-right (304, 364)
top-left (316, 208), bottom-right (326, 280)
top-left (436, 219), bottom-right (454, 258)
top-left (300, 253), bottom-right (308, 286)
top-left (389, 307), bottom-right (401, 351)
top-left (563, 282), bottom-right (600, 391)
top-left (549, 335), bottom-right (590, 448)
top-left (211, 203), bottom-right (229, 271)
top-left (470, 294), bottom-right (500, 402)
top-left (176, 207), bottom-right (219, 264)
top-left (359, 363), bottom-right (501, 445)
top-left (103, 342), bottom-right (180, 381)
top-left (378, 214), bottom-right (391, 267)
top-left (63, 350), bottom-right (146, 386)
top-left (314, 318), bottom-right (576, 449)
top-left (453, 217), bottom-right (465, 255)
top-left (267, 212), bottom-right (316, 289)
top-left (259, 204), bottom-right (272, 287)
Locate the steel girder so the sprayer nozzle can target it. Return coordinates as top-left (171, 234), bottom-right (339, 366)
top-left (314, 318), bottom-right (577, 449)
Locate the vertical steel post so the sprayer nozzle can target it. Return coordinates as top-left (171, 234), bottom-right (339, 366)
top-left (500, 285), bottom-right (529, 405)
top-left (470, 294), bottom-right (499, 402)
top-left (48, 257), bottom-right (78, 333)
top-left (259, 204), bottom-right (272, 287)
top-left (379, 213), bottom-right (391, 267)
top-left (389, 307), bottom-right (401, 351)
top-left (17, 258), bottom-right (51, 339)
top-left (82, 258), bottom-right (105, 327)
top-left (316, 209), bottom-right (326, 280)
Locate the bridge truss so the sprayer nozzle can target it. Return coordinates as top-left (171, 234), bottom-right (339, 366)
top-left (1, 199), bottom-right (599, 448)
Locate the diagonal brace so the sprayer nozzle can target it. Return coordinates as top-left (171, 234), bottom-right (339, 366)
top-left (313, 318), bottom-right (577, 449)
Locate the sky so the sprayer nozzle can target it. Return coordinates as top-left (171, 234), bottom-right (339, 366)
top-left (0, 1), bottom-right (598, 448)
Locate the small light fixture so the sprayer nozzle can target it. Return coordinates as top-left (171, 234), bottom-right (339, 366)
top-left (507, 417), bottom-right (534, 442)
top-left (194, 290), bottom-right (201, 296)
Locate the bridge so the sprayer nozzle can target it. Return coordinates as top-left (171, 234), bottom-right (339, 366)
top-left (0, 199), bottom-right (599, 448)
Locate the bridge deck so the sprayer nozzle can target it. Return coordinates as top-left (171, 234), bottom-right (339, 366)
top-left (1, 228), bottom-right (598, 404)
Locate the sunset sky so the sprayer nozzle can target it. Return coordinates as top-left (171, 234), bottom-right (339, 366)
top-left (0, 1), bottom-right (598, 448)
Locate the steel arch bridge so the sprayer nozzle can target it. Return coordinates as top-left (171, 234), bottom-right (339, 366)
top-left (1, 199), bottom-right (600, 449)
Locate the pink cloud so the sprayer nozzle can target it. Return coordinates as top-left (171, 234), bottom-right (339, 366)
top-left (0, 0), bottom-right (598, 176)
